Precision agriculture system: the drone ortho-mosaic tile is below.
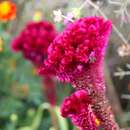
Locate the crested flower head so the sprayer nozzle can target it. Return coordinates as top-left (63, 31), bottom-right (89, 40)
top-left (61, 90), bottom-right (98, 130)
top-left (0, 1), bottom-right (16, 22)
top-left (41, 17), bottom-right (112, 81)
top-left (11, 21), bottom-right (57, 66)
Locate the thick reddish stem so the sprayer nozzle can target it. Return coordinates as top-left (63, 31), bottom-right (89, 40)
top-left (43, 76), bottom-right (56, 106)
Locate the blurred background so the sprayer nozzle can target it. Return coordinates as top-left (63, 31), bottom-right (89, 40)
top-left (0, 0), bottom-right (130, 130)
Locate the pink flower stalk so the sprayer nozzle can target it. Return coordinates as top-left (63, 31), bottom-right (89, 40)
top-left (11, 21), bottom-right (57, 66)
top-left (40, 17), bottom-right (119, 130)
top-left (61, 90), bottom-right (98, 130)
top-left (11, 21), bottom-right (57, 106)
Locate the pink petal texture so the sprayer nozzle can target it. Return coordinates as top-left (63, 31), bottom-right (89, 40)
top-left (43, 17), bottom-right (111, 76)
top-left (11, 21), bottom-right (57, 106)
top-left (11, 21), bottom-right (57, 67)
top-left (41, 17), bottom-right (119, 130)
top-left (61, 90), bottom-right (98, 130)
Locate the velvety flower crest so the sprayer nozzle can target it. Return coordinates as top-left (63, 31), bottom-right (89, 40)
top-left (61, 90), bottom-right (98, 130)
top-left (42, 17), bottom-right (112, 81)
top-left (11, 21), bottom-right (57, 66)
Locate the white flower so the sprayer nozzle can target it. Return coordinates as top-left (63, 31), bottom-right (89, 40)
top-left (53, 9), bottom-right (63, 22)
top-left (117, 44), bottom-right (130, 57)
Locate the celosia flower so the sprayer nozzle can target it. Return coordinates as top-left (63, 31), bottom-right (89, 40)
top-left (0, 1), bottom-right (16, 22)
top-left (11, 21), bottom-right (57, 106)
top-left (11, 21), bottom-right (57, 66)
top-left (61, 90), bottom-right (98, 130)
top-left (42, 17), bottom-right (112, 77)
top-left (41, 17), bottom-right (119, 130)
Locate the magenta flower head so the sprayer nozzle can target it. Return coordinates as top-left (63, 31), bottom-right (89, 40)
top-left (11, 21), bottom-right (57, 106)
top-left (11, 21), bottom-right (57, 66)
top-left (61, 90), bottom-right (98, 130)
top-left (41, 17), bottom-right (112, 84)
top-left (40, 17), bottom-right (119, 130)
